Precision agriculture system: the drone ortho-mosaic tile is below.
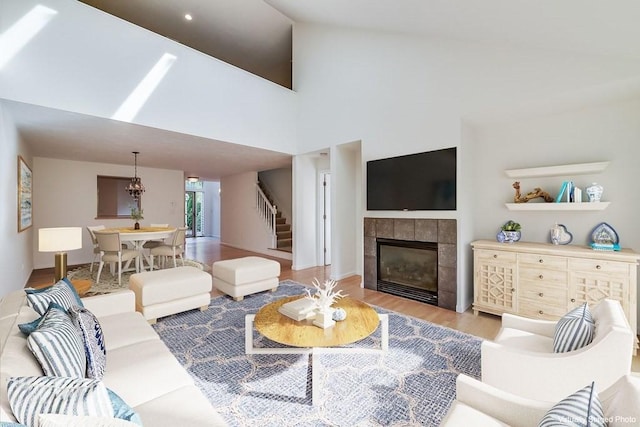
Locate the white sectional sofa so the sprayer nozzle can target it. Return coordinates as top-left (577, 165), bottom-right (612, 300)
top-left (0, 289), bottom-right (227, 426)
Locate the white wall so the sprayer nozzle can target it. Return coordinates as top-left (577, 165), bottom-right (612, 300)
top-left (292, 155), bottom-right (319, 270)
top-left (331, 141), bottom-right (362, 280)
top-left (0, 0), bottom-right (296, 154)
top-left (292, 23), bottom-right (640, 312)
top-left (203, 181), bottom-right (221, 238)
top-left (220, 171), bottom-right (290, 259)
top-left (0, 105), bottom-right (33, 296)
top-left (32, 157), bottom-right (184, 269)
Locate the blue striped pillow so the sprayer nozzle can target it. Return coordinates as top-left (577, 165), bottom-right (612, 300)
top-left (553, 303), bottom-right (595, 353)
top-left (538, 382), bottom-right (605, 427)
top-left (26, 278), bottom-right (83, 315)
top-left (7, 376), bottom-right (113, 427)
top-left (27, 304), bottom-right (87, 378)
top-left (68, 306), bottom-right (107, 380)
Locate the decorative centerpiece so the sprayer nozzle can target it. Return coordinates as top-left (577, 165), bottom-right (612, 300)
top-left (305, 278), bottom-right (347, 329)
top-left (130, 207), bottom-right (144, 230)
top-left (497, 220), bottom-right (521, 243)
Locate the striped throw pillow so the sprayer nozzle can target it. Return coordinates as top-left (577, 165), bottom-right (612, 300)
top-left (27, 304), bottom-right (87, 378)
top-left (7, 376), bottom-right (114, 427)
top-left (538, 382), bottom-right (605, 427)
top-left (553, 303), bottom-right (595, 353)
top-left (26, 278), bottom-right (83, 315)
top-left (37, 414), bottom-right (140, 426)
top-left (68, 306), bottom-right (107, 380)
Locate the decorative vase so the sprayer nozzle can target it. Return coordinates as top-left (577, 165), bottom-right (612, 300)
top-left (134, 222), bottom-right (140, 230)
top-left (586, 183), bottom-right (603, 202)
top-left (313, 308), bottom-right (336, 329)
top-left (500, 230), bottom-right (521, 243)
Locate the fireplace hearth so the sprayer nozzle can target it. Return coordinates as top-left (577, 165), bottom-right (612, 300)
top-left (377, 239), bottom-right (438, 305)
top-left (364, 218), bottom-right (457, 311)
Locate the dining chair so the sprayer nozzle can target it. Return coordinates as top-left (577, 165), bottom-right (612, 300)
top-left (94, 231), bottom-right (140, 287)
top-left (143, 224), bottom-right (170, 250)
top-left (149, 227), bottom-right (187, 270)
top-left (86, 225), bottom-right (106, 273)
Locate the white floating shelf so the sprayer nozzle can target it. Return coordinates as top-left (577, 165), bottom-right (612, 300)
top-left (505, 202), bottom-right (610, 211)
top-left (504, 161), bottom-right (609, 179)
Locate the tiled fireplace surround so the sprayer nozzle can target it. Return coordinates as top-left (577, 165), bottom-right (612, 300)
top-left (364, 218), bottom-right (457, 311)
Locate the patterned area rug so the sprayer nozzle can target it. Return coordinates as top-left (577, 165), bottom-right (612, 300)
top-left (153, 281), bottom-right (482, 426)
top-left (67, 259), bottom-right (209, 296)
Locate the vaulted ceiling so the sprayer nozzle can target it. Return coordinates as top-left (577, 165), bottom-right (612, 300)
top-left (7, 0), bottom-right (640, 181)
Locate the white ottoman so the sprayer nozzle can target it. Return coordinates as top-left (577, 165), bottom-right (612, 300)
top-left (212, 256), bottom-right (280, 301)
top-left (129, 266), bottom-right (212, 324)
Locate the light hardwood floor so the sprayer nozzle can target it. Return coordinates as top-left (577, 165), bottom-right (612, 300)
top-left (27, 236), bottom-right (639, 370)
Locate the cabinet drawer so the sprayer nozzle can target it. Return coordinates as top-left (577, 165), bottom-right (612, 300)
top-left (569, 259), bottom-right (630, 275)
top-left (518, 300), bottom-right (567, 320)
top-left (518, 253), bottom-right (567, 270)
top-left (519, 281), bottom-right (567, 304)
top-left (519, 268), bottom-right (567, 285)
top-left (476, 250), bottom-right (517, 262)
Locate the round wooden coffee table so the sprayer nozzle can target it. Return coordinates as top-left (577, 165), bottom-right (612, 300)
top-left (246, 296), bottom-right (389, 405)
top-left (254, 296), bottom-right (380, 347)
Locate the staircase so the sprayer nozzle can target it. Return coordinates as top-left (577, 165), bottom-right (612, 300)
top-left (256, 182), bottom-right (292, 253)
top-left (275, 211), bottom-right (292, 252)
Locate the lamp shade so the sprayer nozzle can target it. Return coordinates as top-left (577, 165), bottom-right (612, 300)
top-left (38, 227), bottom-right (83, 252)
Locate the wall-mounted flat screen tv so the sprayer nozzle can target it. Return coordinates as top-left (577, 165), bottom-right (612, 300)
top-left (367, 147), bottom-right (456, 211)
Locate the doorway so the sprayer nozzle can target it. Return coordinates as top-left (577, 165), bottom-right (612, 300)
top-left (185, 191), bottom-right (204, 237)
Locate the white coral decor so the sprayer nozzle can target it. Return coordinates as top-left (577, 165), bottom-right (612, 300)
top-left (305, 278), bottom-right (346, 313)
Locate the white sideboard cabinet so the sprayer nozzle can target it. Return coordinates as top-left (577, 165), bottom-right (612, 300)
top-left (471, 240), bottom-right (639, 338)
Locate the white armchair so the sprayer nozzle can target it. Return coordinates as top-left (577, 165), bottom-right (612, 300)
top-left (441, 373), bottom-right (640, 427)
top-left (481, 299), bottom-right (634, 401)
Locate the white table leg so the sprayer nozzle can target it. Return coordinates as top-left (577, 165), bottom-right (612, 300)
top-left (379, 314), bottom-right (389, 352)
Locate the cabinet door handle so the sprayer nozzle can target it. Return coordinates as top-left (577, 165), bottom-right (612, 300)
top-left (493, 254), bottom-right (497, 258)
top-left (538, 292), bottom-right (544, 297)
top-left (596, 265), bottom-right (601, 270)
top-left (538, 274), bottom-right (544, 279)
top-left (539, 259), bottom-right (544, 263)
top-left (511, 288), bottom-right (515, 293)
top-left (538, 310), bottom-right (544, 315)
top-left (571, 298), bottom-right (576, 303)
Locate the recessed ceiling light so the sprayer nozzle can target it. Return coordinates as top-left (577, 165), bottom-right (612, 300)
top-left (184, 14), bottom-right (193, 21)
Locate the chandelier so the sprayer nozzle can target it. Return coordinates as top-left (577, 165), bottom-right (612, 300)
top-left (125, 151), bottom-right (145, 201)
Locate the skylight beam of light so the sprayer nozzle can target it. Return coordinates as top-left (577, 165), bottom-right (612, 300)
top-left (112, 53), bottom-right (177, 122)
top-left (0, 5), bottom-right (58, 70)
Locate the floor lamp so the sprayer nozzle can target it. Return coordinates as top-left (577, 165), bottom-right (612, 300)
top-left (38, 227), bottom-right (83, 282)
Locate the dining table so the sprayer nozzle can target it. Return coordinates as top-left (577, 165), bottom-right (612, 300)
top-left (103, 226), bottom-right (176, 272)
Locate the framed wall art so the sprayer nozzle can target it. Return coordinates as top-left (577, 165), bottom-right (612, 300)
top-left (18, 155), bottom-right (32, 232)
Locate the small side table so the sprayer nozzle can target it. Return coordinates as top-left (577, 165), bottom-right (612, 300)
top-left (31, 279), bottom-right (92, 297)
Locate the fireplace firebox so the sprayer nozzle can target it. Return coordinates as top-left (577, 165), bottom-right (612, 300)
top-left (376, 238), bottom-right (438, 305)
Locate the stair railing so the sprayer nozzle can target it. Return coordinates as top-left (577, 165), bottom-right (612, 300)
top-left (256, 183), bottom-right (277, 247)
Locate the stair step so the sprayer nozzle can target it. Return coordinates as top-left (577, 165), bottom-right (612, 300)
top-left (276, 224), bottom-right (290, 232)
top-left (277, 238), bottom-right (292, 248)
top-left (276, 217), bottom-right (286, 225)
top-left (277, 230), bottom-right (292, 239)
